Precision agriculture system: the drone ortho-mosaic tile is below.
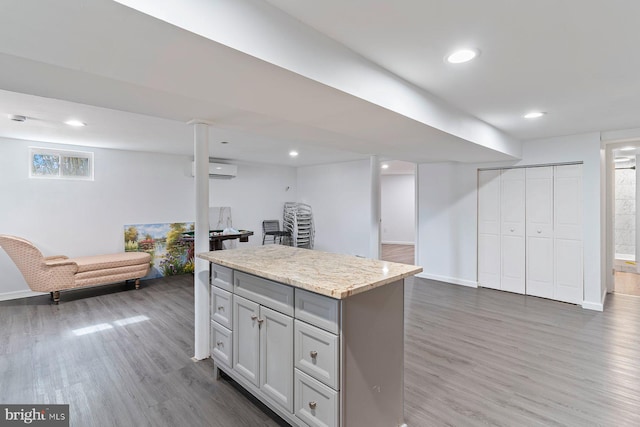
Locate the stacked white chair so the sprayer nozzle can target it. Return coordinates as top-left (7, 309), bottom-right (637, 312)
top-left (283, 202), bottom-right (314, 249)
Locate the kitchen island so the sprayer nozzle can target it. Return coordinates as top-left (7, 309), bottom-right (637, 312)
top-left (198, 245), bottom-right (422, 427)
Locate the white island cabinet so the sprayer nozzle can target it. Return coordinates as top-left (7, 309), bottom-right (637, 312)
top-left (198, 245), bottom-right (422, 427)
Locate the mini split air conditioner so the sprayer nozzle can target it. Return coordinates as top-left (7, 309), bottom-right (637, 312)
top-left (191, 162), bottom-right (237, 179)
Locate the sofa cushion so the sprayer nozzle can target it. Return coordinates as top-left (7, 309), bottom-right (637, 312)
top-left (71, 252), bottom-right (151, 273)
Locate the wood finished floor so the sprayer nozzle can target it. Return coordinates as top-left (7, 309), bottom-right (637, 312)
top-left (1, 275), bottom-right (639, 426)
top-left (381, 243), bottom-right (415, 265)
top-left (614, 271), bottom-right (640, 296)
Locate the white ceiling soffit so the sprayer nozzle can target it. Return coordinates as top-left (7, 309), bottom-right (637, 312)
top-left (109, 0), bottom-right (521, 160)
top-left (0, 0), bottom-right (518, 165)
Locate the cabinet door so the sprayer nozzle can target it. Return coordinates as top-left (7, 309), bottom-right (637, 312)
top-left (526, 167), bottom-right (554, 299)
top-left (260, 306), bottom-right (294, 412)
top-left (233, 295), bottom-right (260, 387)
top-left (501, 168), bottom-right (526, 294)
top-left (478, 169), bottom-right (501, 289)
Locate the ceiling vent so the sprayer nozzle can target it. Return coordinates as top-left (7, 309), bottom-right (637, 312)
top-left (191, 162), bottom-right (237, 179)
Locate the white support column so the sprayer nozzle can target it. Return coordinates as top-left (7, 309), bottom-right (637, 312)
top-left (191, 120), bottom-right (210, 360)
top-left (370, 155), bottom-right (381, 259)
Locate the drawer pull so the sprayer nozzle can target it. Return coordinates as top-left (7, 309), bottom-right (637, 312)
top-left (510, 228), bottom-right (514, 232)
top-left (216, 341), bottom-right (223, 347)
top-left (251, 314), bottom-right (258, 321)
top-left (308, 401), bottom-right (317, 410)
top-left (310, 350), bottom-right (318, 359)
top-left (217, 306), bottom-right (224, 311)
top-left (537, 229), bottom-right (542, 234)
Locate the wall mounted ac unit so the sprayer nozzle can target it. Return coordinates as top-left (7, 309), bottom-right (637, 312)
top-left (191, 162), bottom-right (237, 179)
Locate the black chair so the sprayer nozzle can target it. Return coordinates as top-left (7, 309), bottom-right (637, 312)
top-left (262, 220), bottom-right (290, 245)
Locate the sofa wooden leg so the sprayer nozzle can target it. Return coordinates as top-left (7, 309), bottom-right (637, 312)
top-left (135, 279), bottom-right (140, 290)
top-left (52, 291), bottom-right (60, 305)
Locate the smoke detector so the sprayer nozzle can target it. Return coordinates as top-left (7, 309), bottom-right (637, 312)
top-left (8, 114), bottom-right (27, 122)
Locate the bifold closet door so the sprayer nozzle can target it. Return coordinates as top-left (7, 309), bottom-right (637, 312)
top-left (500, 169), bottom-right (526, 294)
top-left (554, 164), bottom-right (583, 304)
top-left (478, 170), bottom-right (501, 289)
top-left (526, 167), bottom-right (554, 298)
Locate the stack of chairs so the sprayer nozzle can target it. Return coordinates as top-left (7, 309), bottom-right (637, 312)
top-left (283, 202), bottom-right (314, 249)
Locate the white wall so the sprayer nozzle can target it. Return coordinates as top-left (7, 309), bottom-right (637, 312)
top-left (0, 138), bottom-right (195, 299)
top-left (416, 162), bottom-right (479, 287)
top-left (209, 162), bottom-right (297, 247)
top-left (416, 132), bottom-right (604, 308)
top-left (381, 174), bottom-right (415, 244)
top-left (297, 160), bottom-right (371, 257)
top-left (0, 138), bottom-right (297, 300)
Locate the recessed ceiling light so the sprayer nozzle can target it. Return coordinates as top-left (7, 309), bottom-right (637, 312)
top-left (289, 151), bottom-right (299, 157)
top-left (381, 164), bottom-right (390, 169)
top-left (620, 147), bottom-right (636, 151)
top-left (446, 48), bottom-right (479, 64)
top-left (65, 119), bottom-right (86, 127)
top-left (523, 111), bottom-right (546, 119)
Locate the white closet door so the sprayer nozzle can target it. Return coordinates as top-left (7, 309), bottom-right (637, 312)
top-left (554, 164), bottom-right (583, 304)
top-left (501, 169), bottom-right (526, 294)
top-left (478, 170), bottom-right (501, 289)
top-left (526, 167), bottom-right (554, 298)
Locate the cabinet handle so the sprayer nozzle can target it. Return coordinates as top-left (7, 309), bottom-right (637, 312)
top-left (216, 341), bottom-right (223, 346)
top-left (217, 306), bottom-right (224, 311)
top-left (310, 350), bottom-right (318, 359)
top-left (537, 229), bottom-right (542, 234)
top-left (251, 314), bottom-right (258, 321)
top-left (257, 318), bottom-right (264, 325)
top-left (309, 401), bottom-right (317, 410)
top-left (510, 228), bottom-right (514, 232)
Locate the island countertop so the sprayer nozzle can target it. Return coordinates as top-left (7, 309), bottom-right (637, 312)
top-left (197, 245), bottom-right (422, 299)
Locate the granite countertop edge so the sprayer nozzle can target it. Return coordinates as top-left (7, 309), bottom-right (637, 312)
top-left (197, 247), bottom-right (422, 300)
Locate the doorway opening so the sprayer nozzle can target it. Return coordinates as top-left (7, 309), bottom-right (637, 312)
top-left (379, 160), bottom-right (416, 265)
top-left (613, 146), bottom-right (640, 296)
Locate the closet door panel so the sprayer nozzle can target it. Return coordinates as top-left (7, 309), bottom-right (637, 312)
top-left (501, 234), bottom-right (525, 294)
top-left (527, 237), bottom-right (554, 298)
top-left (526, 167), bottom-right (554, 238)
top-left (478, 170), bottom-right (501, 235)
top-left (554, 165), bottom-right (582, 240)
top-left (501, 169), bottom-right (526, 236)
top-left (555, 239), bottom-right (583, 304)
top-left (526, 167), bottom-right (554, 298)
top-left (478, 234), bottom-right (500, 289)
top-left (501, 168), bottom-right (525, 294)
top-left (478, 170), bottom-right (501, 288)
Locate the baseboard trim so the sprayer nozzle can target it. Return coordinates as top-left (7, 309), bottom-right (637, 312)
top-left (0, 289), bottom-right (45, 301)
top-left (381, 241), bottom-right (415, 245)
top-left (582, 289), bottom-right (606, 311)
top-left (415, 272), bottom-right (478, 288)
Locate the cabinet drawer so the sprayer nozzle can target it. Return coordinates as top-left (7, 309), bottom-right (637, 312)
top-left (295, 370), bottom-right (338, 427)
top-left (211, 286), bottom-right (232, 330)
top-left (211, 321), bottom-right (232, 368)
top-left (234, 271), bottom-right (294, 316)
top-left (295, 320), bottom-right (339, 389)
top-left (295, 289), bottom-right (339, 334)
top-left (212, 264), bottom-right (233, 292)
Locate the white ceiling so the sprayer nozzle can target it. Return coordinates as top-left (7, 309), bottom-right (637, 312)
top-left (1, 0), bottom-right (639, 167)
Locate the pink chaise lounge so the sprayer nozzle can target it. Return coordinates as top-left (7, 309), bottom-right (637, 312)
top-left (0, 235), bottom-right (151, 304)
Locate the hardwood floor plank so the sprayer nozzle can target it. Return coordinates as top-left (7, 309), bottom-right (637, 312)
top-left (1, 274), bottom-right (640, 426)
